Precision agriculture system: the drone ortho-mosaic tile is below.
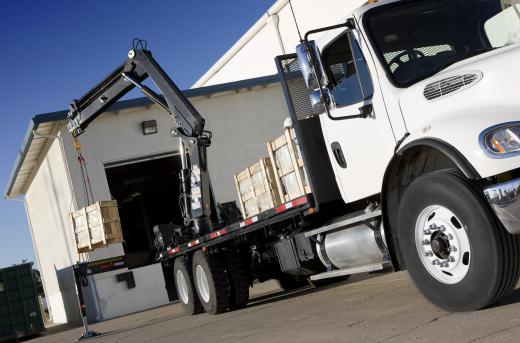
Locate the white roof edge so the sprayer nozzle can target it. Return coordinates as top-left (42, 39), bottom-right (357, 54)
top-left (192, 0), bottom-right (290, 88)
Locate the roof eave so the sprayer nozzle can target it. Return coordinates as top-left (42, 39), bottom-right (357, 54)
top-left (4, 73), bottom-right (281, 198)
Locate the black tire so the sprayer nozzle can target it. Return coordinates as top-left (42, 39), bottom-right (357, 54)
top-left (276, 275), bottom-right (309, 291)
top-left (309, 275), bottom-right (350, 288)
top-left (192, 251), bottom-right (230, 314)
top-left (226, 255), bottom-right (250, 310)
top-left (397, 170), bottom-right (520, 311)
top-left (173, 257), bottom-right (203, 315)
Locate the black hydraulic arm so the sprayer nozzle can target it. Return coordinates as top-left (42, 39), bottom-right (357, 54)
top-left (67, 47), bottom-right (217, 236)
top-left (67, 49), bottom-right (204, 138)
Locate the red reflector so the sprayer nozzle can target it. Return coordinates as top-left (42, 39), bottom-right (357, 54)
top-left (292, 196), bottom-right (308, 207)
top-left (275, 204), bottom-right (286, 214)
top-left (211, 228), bottom-right (228, 238)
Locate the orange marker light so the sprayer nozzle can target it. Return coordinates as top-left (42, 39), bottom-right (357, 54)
top-left (492, 139), bottom-right (506, 153)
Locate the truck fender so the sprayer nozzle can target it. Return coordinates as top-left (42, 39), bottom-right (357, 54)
top-left (381, 137), bottom-right (480, 270)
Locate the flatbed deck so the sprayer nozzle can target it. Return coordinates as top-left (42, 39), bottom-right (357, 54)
top-left (160, 195), bottom-right (314, 260)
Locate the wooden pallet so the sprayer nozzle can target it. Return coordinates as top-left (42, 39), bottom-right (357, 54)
top-left (267, 128), bottom-right (311, 203)
top-left (70, 200), bottom-right (123, 253)
top-left (234, 158), bottom-right (281, 218)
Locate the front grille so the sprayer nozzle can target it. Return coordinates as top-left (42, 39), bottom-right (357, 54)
top-left (423, 73), bottom-right (482, 100)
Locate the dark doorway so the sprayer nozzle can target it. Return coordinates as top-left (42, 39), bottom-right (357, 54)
top-left (105, 155), bottom-right (182, 268)
top-left (105, 155), bottom-right (181, 301)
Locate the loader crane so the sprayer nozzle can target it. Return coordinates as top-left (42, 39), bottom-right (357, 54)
top-left (67, 43), bottom-right (217, 238)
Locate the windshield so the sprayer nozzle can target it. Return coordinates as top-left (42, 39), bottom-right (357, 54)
top-left (365, 0), bottom-right (520, 87)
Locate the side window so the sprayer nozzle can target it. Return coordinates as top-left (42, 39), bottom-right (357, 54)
top-left (322, 32), bottom-right (373, 107)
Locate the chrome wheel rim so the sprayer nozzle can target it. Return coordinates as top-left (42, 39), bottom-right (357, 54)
top-left (415, 205), bottom-right (471, 284)
top-left (195, 265), bottom-right (211, 303)
top-left (176, 270), bottom-right (189, 305)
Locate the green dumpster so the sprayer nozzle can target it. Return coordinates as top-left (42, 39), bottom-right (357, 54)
top-left (0, 263), bottom-right (45, 342)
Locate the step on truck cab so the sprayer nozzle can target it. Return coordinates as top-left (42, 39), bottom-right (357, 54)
top-left (66, 0), bottom-right (520, 315)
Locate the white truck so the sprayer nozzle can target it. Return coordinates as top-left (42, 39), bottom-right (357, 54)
top-left (68, 0), bottom-right (520, 315)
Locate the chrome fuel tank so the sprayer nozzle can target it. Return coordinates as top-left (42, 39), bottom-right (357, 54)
top-left (316, 224), bottom-right (385, 270)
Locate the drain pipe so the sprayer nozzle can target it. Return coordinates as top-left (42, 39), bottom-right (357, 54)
top-left (192, 0), bottom-right (290, 87)
top-left (268, 13), bottom-right (286, 54)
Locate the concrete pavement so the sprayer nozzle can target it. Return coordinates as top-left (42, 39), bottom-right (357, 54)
top-left (31, 271), bottom-right (520, 342)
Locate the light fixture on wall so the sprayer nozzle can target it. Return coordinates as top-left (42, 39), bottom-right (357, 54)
top-left (141, 120), bottom-right (158, 135)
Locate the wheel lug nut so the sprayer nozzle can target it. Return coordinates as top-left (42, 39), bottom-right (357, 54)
top-left (447, 245), bottom-right (457, 252)
top-left (441, 262), bottom-right (449, 268)
top-left (432, 259), bottom-right (440, 266)
top-left (422, 239), bottom-right (430, 245)
top-left (429, 224), bottom-right (437, 230)
top-left (447, 234), bottom-right (454, 240)
top-left (448, 256), bottom-right (455, 262)
top-left (425, 251), bottom-right (433, 257)
top-left (423, 229), bottom-right (432, 235)
top-left (439, 225), bottom-right (446, 232)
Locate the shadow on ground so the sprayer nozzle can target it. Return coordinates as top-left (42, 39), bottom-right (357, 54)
top-left (247, 270), bottom-right (392, 309)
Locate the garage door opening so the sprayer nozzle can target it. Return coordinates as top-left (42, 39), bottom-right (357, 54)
top-left (105, 154), bottom-right (182, 269)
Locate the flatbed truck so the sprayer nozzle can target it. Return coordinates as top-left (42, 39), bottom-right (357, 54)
top-left (67, 0), bottom-right (520, 314)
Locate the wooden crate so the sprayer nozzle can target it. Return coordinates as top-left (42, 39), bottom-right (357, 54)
top-left (70, 200), bottom-right (123, 253)
top-left (267, 128), bottom-right (311, 203)
top-left (234, 158), bottom-right (281, 218)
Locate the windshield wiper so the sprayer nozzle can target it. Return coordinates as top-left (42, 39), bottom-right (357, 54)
top-left (436, 48), bottom-right (497, 73)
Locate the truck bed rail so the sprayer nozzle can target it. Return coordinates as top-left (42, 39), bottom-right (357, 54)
top-left (160, 195), bottom-right (314, 259)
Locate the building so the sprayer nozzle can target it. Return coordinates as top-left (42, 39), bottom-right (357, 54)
top-left (5, 0), bottom-right (365, 324)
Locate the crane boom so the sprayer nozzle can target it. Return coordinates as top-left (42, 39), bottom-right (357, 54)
top-left (67, 49), bottom-right (204, 138)
top-left (67, 48), bottom-right (217, 237)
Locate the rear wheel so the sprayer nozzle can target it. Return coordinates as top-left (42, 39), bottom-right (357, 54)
top-left (397, 170), bottom-right (520, 311)
top-left (173, 257), bottom-right (203, 315)
top-left (226, 255), bottom-right (250, 310)
top-left (192, 251), bottom-right (230, 314)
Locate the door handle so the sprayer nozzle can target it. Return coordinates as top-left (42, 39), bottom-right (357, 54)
top-left (331, 142), bottom-right (347, 169)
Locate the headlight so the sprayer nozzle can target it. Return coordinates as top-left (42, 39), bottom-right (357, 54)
top-left (481, 123), bottom-right (520, 157)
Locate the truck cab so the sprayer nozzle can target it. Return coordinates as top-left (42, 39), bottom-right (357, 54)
top-left (291, 0), bottom-right (520, 311)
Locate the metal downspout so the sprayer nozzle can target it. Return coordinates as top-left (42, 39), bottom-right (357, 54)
top-left (268, 13), bottom-right (286, 54)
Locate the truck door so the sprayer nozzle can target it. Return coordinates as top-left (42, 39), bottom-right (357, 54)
top-left (318, 30), bottom-right (396, 203)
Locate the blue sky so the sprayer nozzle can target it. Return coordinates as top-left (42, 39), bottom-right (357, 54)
top-left (0, 0), bottom-right (274, 268)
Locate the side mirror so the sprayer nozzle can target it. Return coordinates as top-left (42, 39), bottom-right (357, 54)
top-left (309, 88), bottom-right (332, 114)
top-left (296, 41), bottom-right (328, 90)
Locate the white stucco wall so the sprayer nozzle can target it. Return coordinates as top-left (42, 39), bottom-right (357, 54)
top-left (24, 137), bottom-right (80, 324)
top-left (84, 263), bottom-right (169, 321)
top-left (195, 0), bottom-right (367, 86)
top-left (25, 82), bottom-right (289, 323)
top-left (193, 84), bottom-right (289, 203)
top-left (61, 83), bottom-right (288, 209)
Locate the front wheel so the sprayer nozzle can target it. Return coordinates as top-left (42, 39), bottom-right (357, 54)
top-left (397, 170), bottom-right (520, 311)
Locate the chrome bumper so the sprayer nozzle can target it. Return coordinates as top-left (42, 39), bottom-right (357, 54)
top-left (484, 178), bottom-right (520, 234)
